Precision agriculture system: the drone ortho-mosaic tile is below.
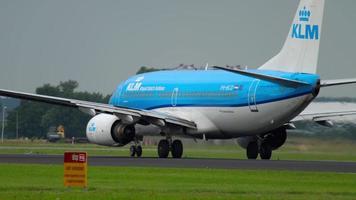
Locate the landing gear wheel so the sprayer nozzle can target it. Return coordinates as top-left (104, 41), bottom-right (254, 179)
top-left (136, 146), bottom-right (142, 157)
top-left (158, 139), bottom-right (170, 158)
top-left (171, 140), bottom-right (183, 158)
top-left (130, 145), bottom-right (136, 157)
top-left (246, 142), bottom-right (258, 159)
top-left (260, 143), bottom-right (272, 160)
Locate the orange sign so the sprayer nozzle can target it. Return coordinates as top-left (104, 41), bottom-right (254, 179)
top-left (64, 152), bottom-right (87, 188)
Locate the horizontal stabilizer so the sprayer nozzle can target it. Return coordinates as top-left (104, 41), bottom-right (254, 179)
top-left (321, 79), bottom-right (356, 87)
top-left (213, 66), bottom-right (310, 88)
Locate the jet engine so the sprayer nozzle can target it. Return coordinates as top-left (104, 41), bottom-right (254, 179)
top-left (237, 136), bottom-right (257, 149)
top-left (86, 113), bottom-right (135, 146)
top-left (264, 127), bottom-right (287, 150)
top-left (237, 127), bottom-right (287, 150)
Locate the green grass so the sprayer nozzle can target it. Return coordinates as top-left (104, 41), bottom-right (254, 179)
top-left (1, 138), bottom-right (355, 199)
top-left (0, 164), bottom-right (355, 200)
top-left (0, 137), bottom-right (356, 161)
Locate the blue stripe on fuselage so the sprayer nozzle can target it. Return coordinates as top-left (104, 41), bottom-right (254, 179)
top-left (109, 69), bottom-right (319, 110)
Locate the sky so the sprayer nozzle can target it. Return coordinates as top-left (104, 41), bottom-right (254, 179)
top-left (0, 0), bottom-right (356, 97)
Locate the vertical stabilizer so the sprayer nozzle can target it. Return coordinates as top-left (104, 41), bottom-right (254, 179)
top-left (259, 0), bottom-right (325, 74)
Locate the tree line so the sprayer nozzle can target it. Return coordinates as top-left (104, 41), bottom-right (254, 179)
top-left (4, 66), bottom-right (152, 139)
top-left (6, 80), bottom-right (110, 139)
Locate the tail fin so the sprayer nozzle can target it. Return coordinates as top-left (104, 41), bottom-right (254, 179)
top-left (259, 0), bottom-right (325, 74)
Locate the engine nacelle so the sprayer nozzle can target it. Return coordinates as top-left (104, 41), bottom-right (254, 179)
top-left (237, 136), bottom-right (257, 149)
top-left (237, 127), bottom-right (287, 150)
top-left (265, 127), bottom-right (287, 150)
top-left (86, 113), bottom-right (135, 146)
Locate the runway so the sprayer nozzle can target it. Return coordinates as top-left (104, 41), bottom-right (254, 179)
top-left (0, 154), bottom-right (355, 173)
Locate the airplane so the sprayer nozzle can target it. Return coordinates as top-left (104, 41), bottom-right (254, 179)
top-left (1, 0), bottom-right (356, 160)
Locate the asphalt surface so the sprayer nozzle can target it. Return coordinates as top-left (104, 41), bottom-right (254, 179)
top-left (0, 154), bottom-right (355, 173)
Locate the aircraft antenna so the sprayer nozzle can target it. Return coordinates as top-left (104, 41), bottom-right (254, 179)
top-left (205, 63), bottom-right (209, 70)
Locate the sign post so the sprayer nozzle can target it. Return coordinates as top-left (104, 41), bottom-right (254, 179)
top-left (64, 152), bottom-right (88, 188)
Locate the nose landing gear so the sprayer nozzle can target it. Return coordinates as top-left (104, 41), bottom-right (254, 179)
top-left (130, 145), bottom-right (143, 157)
top-left (129, 137), bottom-right (143, 158)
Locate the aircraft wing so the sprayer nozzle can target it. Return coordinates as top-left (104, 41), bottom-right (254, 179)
top-left (292, 102), bottom-right (356, 126)
top-left (293, 111), bottom-right (356, 121)
top-left (0, 89), bottom-right (197, 129)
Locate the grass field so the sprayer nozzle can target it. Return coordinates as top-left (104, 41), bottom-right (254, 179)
top-left (0, 164), bottom-right (355, 200)
top-left (0, 136), bottom-right (355, 161)
top-left (0, 137), bottom-right (355, 199)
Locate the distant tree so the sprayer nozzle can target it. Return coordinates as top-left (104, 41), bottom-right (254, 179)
top-left (58, 80), bottom-right (78, 95)
top-left (6, 101), bottom-right (49, 138)
top-left (36, 84), bottom-right (61, 96)
top-left (6, 80), bottom-right (110, 139)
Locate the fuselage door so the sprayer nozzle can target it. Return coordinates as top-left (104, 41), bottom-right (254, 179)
top-left (248, 79), bottom-right (260, 112)
top-left (171, 87), bottom-right (179, 107)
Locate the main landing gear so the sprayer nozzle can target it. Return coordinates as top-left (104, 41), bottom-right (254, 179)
top-left (246, 141), bottom-right (272, 160)
top-left (128, 138), bottom-right (183, 158)
top-left (246, 128), bottom-right (287, 160)
top-left (158, 138), bottom-right (183, 158)
top-left (246, 142), bottom-right (258, 159)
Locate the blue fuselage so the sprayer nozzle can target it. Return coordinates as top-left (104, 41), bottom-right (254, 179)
top-left (109, 70), bottom-right (320, 110)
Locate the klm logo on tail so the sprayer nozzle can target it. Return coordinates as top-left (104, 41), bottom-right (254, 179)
top-left (292, 7), bottom-right (319, 40)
